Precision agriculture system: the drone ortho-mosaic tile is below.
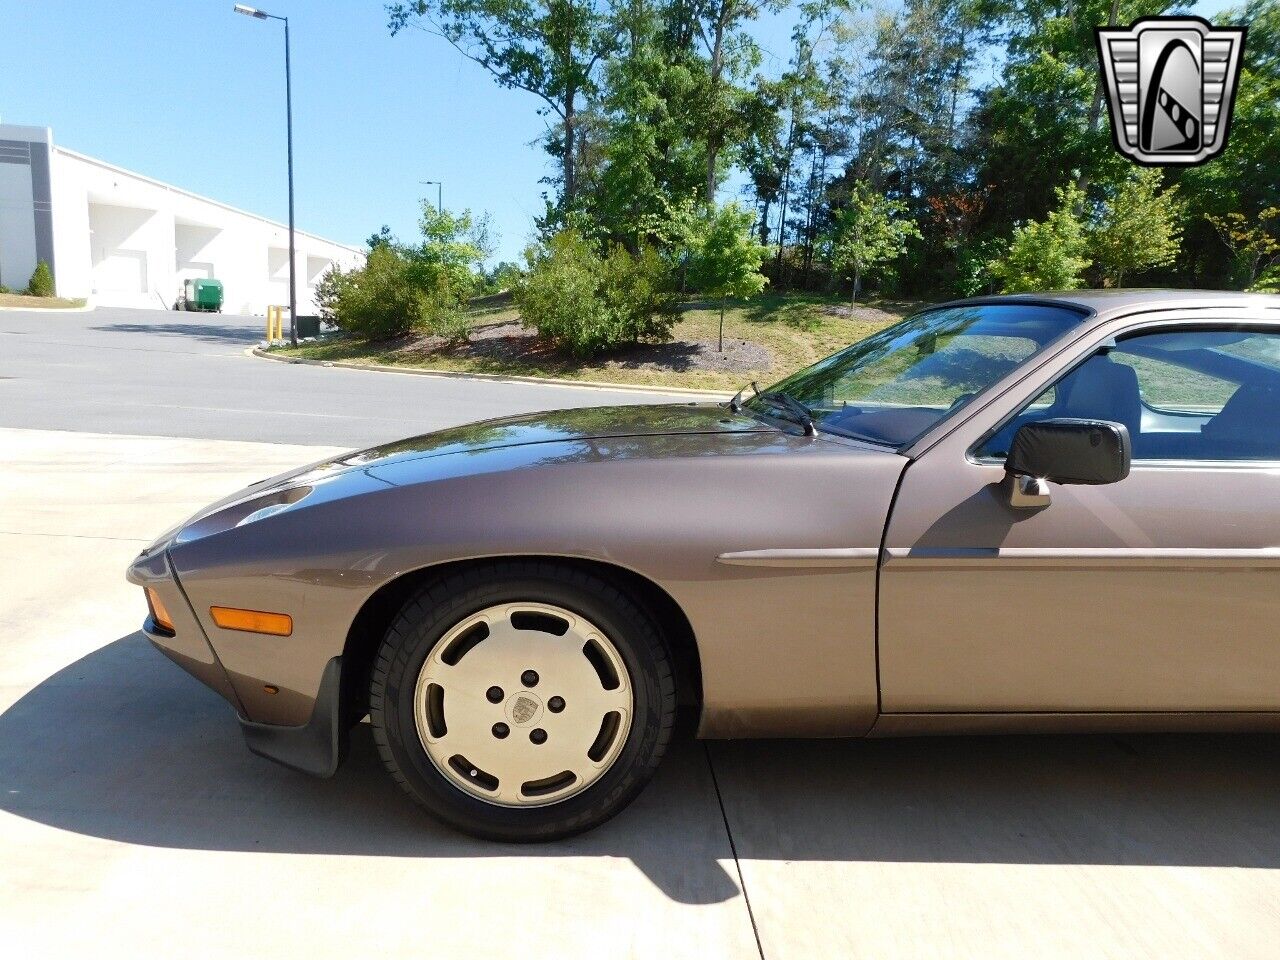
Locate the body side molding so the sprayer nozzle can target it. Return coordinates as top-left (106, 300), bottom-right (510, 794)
top-left (883, 546), bottom-right (1280, 569)
top-left (716, 547), bottom-right (881, 568)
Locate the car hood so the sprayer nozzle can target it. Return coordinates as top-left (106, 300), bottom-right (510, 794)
top-left (146, 403), bottom-right (780, 555)
top-left (268, 403), bottom-right (771, 485)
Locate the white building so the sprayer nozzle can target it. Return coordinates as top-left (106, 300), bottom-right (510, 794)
top-left (0, 123), bottom-right (362, 314)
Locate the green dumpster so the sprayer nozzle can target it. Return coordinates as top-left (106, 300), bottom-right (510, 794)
top-left (181, 278), bottom-right (224, 313)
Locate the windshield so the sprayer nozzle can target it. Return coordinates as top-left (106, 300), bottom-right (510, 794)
top-left (746, 303), bottom-right (1085, 447)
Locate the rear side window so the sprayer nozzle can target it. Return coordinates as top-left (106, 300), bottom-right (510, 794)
top-left (1118, 354), bottom-right (1236, 413)
top-left (977, 328), bottom-right (1280, 462)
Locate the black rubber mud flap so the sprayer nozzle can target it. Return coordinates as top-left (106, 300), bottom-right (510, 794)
top-left (237, 656), bottom-right (348, 778)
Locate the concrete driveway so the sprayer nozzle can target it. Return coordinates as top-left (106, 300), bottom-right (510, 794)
top-left (3, 308), bottom-right (1280, 958)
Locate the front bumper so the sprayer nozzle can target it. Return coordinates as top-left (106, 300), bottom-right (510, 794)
top-left (126, 549), bottom-right (347, 778)
top-left (126, 547), bottom-right (244, 711)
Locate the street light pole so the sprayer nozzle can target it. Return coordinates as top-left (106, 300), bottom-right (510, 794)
top-left (234, 4), bottom-right (298, 347)
top-left (420, 180), bottom-right (443, 212)
top-left (283, 15), bottom-right (296, 347)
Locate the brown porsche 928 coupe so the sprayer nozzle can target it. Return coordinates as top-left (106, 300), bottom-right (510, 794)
top-left (129, 291), bottom-right (1280, 839)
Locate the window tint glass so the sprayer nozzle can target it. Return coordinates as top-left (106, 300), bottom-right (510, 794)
top-left (977, 328), bottom-right (1280, 462)
top-left (1119, 354), bottom-right (1235, 412)
top-left (747, 304), bottom-right (1083, 448)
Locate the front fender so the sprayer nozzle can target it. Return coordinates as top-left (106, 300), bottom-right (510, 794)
top-left (170, 432), bottom-right (905, 736)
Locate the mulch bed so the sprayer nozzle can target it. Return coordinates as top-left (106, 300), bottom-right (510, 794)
top-left (372, 320), bottom-right (773, 376)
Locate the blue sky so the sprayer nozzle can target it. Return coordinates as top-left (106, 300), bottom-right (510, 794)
top-left (0, 0), bottom-right (1238, 263)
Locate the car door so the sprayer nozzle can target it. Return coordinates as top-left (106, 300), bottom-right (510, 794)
top-left (878, 318), bottom-right (1280, 714)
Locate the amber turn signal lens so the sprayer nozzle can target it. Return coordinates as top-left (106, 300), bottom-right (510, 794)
top-left (210, 606), bottom-right (293, 637)
top-left (145, 588), bottom-right (176, 633)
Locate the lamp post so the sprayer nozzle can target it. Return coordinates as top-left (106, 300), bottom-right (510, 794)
top-left (420, 180), bottom-right (443, 212)
top-left (234, 4), bottom-right (298, 347)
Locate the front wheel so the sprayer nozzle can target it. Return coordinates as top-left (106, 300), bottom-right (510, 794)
top-left (369, 563), bottom-right (676, 841)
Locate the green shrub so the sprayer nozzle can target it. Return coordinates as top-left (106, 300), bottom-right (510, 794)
top-left (988, 184), bottom-right (1091, 293)
top-left (599, 243), bottom-right (679, 344)
top-left (517, 230), bottom-right (610, 356)
top-left (0, 284), bottom-right (11, 295)
top-left (1249, 264), bottom-right (1280, 293)
top-left (316, 205), bottom-right (489, 342)
top-left (321, 245), bottom-right (430, 340)
top-left (517, 230), bottom-right (678, 357)
top-left (26, 261), bottom-right (54, 297)
top-left (955, 237), bottom-right (1006, 297)
top-left (420, 285), bottom-right (473, 344)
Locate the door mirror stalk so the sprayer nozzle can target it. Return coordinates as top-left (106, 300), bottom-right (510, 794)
top-left (1006, 472), bottom-right (1052, 509)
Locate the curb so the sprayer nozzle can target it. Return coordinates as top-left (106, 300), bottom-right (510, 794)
top-left (0, 301), bottom-right (94, 313)
top-left (248, 347), bottom-right (735, 399)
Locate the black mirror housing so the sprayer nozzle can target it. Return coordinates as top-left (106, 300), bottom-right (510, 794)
top-left (1007, 418), bottom-right (1131, 486)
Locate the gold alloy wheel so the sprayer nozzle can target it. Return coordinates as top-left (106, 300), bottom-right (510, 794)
top-left (413, 602), bottom-right (635, 807)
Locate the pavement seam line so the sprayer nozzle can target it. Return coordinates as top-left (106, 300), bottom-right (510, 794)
top-left (0, 531), bottom-right (149, 542)
top-left (704, 742), bottom-right (768, 960)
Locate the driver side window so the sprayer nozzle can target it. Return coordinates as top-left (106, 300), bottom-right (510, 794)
top-left (976, 328), bottom-right (1280, 463)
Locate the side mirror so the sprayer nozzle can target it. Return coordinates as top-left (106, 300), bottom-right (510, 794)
top-left (1005, 418), bottom-right (1131, 508)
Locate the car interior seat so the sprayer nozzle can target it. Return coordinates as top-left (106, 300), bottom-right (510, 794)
top-left (1054, 353), bottom-right (1143, 440)
top-left (1200, 383), bottom-right (1280, 459)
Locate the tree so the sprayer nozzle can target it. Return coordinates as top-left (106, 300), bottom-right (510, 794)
top-left (388, 0), bottom-right (615, 210)
top-left (686, 202), bottom-right (769, 350)
top-left (484, 260), bottom-right (524, 292)
top-left (1089, 169), bottom-right (1184, 287)
top-left (988, 183), bottom-right (1091, 292)
top-left (406, 202), bottom-right (492, 301)
top-left (740, 76), bottom-right (787, 244)
top-left (1207, 207), bottom-right (1280, 287)
top-left (971, 0), bottom-right (1172, 230)
top-left (692, 0), bottom-right (785, 203)
top-left (1251, 264), bottom-right (1280, 294)
top-left (1176, 0), bottom-right (1280, 284)
top-left (591, 0), bottom-right (693, 248)
top-left (366, 225), bottom-right (394, 250)
top-left (26, 260), bottom-right (54, 297)
top-left (765, 3), bottom-right (843, 284)
top-left (820, 183), bottom-right (919, 305)
top-left (925, 184), bottom-right (990, 288)
top-left (849, 0), bottom-right (980, 200)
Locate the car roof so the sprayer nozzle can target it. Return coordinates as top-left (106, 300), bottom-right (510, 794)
top-left (928, 289), bottom-right (1280, 324)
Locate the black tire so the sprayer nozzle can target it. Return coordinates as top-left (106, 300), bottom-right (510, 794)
top-left (369, 561), bottom-right (676, 841)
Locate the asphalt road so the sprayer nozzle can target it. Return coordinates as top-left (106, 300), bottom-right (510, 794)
top-left (0, 306), bottom-right (693, 446)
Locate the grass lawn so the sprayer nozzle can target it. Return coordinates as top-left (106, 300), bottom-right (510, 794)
top-left (0, 293), bottom-right (88, 309)
top-left (274, 293), bottom-right (923, 392)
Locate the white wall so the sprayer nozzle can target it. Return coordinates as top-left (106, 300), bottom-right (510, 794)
top-left (48, 145), bottom-right (362, 314)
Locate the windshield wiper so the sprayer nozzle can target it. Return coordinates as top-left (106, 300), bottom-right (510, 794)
top-left (727, 380), bottom-right (760, 413)
top-left (758, 390), bottom-right (816, 436)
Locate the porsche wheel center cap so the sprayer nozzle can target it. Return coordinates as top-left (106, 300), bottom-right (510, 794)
top-left (506, 692), bottom-right (543, 726)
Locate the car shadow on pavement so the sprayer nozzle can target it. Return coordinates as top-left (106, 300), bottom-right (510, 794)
top-left (0, 633), bottom-right (740, 906)
top-left (6, 633), bottom-right (1280, 905)
top-left (90, 321), bottom-right (263, 346)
